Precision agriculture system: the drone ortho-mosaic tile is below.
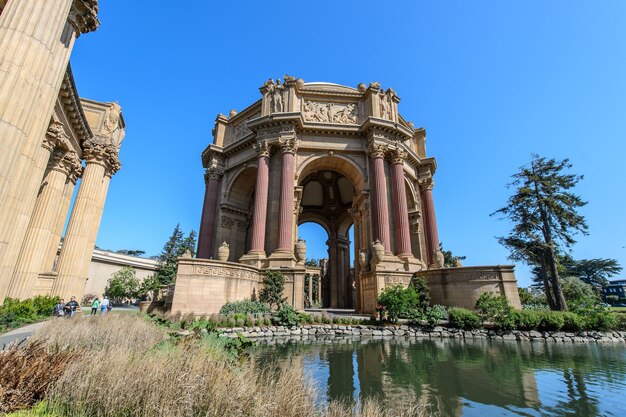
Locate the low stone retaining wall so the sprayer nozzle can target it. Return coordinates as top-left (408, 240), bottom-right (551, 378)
top-left (213, 324), bottom-right (626, 344)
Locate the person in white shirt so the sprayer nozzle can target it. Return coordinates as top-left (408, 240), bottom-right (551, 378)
top-left (100, 296), bottom-right (110, 315)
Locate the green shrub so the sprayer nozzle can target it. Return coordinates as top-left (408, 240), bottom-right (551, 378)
top-left (259, 271), bottom-right (287, 309)
top-left (377, 285), bottom-right (418, 322)
top-left (219, 300), bottom-right (270, 316)
top-left (475, 293), bottom-right (512, 321)
top-left (409, 275), bottom-right (431, 313)
top-left (586, 311), bottom-right (617, 331)
top-left (512, 310), bottom-right (541, 330)
top-left (424, 305), bottom-right (448, 327)
top-left (561, 312), bottom-right (584, 331)
top-left (31, 295), bottom-right (59, 316)
top-left (613, 313), bottom-right (626, 331)
top-left (272, 304), bottom-right (300, 327)
top-left (448, 307), bottom-right (482, 330)
top-left (538, 312), bottom-right (565, 331)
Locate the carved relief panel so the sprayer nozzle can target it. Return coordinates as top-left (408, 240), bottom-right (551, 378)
top-left (303, 100), bottom-right (358, 124)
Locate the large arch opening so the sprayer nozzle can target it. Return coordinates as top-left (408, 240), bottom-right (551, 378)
top-left (297, 157), bottom-right (360, 309)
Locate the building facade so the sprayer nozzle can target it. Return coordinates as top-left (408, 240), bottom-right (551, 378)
top-left (171, 77), bottom-right (521, 315)
top-left (0, 0), bottom-right (125, 303)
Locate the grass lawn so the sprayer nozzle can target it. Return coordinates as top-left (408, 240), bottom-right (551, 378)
top-left (609, 306), bottom-right (626, 313)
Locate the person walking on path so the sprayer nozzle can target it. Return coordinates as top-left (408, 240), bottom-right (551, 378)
top-left (91, 297), bottom-right (100, 316)
top-left (53, 299), bottom-right (65, 317)
top-left (100, 296), bottom-right (110, 316)
top-left (64, 296), bottom-right (80, 318)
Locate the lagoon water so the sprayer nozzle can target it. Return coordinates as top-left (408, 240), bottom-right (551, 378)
top-left (254, 337), bottom-right (626, 417)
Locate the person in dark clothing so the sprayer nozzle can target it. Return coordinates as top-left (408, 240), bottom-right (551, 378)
top-left (64, 296), bottom-right (80, 317)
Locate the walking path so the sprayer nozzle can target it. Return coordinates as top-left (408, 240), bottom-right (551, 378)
top-left (0, 321), bottom-right (47, 349)
top-left (0, 304), bottom-right (140, 350)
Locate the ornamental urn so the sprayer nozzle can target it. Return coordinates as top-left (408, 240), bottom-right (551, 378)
top-left (295, 237), bottom-right (307, 263)
top-left (217, 242), bottom-right (230, 261)
top-left (372, 240), bottom-right (385, 264)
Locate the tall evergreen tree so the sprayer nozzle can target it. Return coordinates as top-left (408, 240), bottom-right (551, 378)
top-left (492, 155), bottom-right (588, 311)
top-left (180, 230), bottom-right (197, 257)
top-left (154, 224), bottom-right (184, 285)
top-left (439, 242), bottom-right (466, 267)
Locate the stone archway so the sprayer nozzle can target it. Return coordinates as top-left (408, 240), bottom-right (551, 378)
top-left (297, 158), bottom-right (360, 309)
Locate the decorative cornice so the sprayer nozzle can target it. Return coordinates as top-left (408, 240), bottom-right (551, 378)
top-left (60, 66), bottom-right (92, 148)
top-left (68, 0), bottom-right (100, 36)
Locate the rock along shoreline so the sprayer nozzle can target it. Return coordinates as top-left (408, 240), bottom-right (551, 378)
top-left (194, 324), bottom-right (626, 344)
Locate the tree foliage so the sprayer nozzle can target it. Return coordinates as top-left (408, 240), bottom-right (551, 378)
top-left (439, 242), bottom-right (466, 267)
top-left (259, 271), bottom-right (287, 310)
top-left (492, 155), bottom-right (588, 311)
top-left (153, 224), bottom-right (197, 285)
top-left (105, 267), bottom-right (139, 302)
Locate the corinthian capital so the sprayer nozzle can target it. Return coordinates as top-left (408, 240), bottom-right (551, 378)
top-left (418, 178), bottom-right (434, 191)
top-left (204, 166), bottom-right (224, 182)
top-left (366, 141), bottom-right (387, 159)
top-left (68, 0), bottom-right (100, 36)
top-left (43, 121), bottom-right (66, 151)
top-left (389, 147), bottom-right (408, 164)
top-left (83, 138), bottom-right (120, 176)
top-left (280, 137), bottom-right (299, 154)
top-left (254, 140), bottom-right (272, 158)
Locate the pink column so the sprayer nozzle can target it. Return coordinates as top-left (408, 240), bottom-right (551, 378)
top-left (391, 149), bottom-right (412, 257)
top-left (420, 179), bottom-right (439, 265)
top-left (368, 143), bottom-right (391, 252)
top-left (197, 168), bottom-right (222, 259)
top-left (249, 142), bottom-right (271, 253)
top-left (277, 138), bottom-right (298, 252)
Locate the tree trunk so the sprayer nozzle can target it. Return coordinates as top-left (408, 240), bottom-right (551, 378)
top-left (540, 260), bottom-right (556, 310)
top-left (546, 244), bottom-right (568, 311)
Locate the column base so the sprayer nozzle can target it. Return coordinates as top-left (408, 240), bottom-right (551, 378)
top-left (267, 250), bottom-right (296, 268)
top-left (239, 251), bottom-right (268, 268)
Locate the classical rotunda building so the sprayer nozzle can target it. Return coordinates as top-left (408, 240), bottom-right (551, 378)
top-left (170, 77), bottom-right (521, 315)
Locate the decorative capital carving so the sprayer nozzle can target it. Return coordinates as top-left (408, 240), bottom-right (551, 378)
top-left (389, 147), bottom-right (407, 164)
top-left (280, 137), bottom-right (299, 154)
top-left (204, 166), bottom-right (224, 182)
top-left (83, 138), bottom-right (120, 176)
top-left (43, 121), bottom-right (66, 151)
top-left (68, 0), bottom-right (100, 35)
top-left (418, 178), bottom-right (434, 191)
top-left (366, 141), bottom-right (387, 159)
top-left (253, 140), bottom-right (271, 158)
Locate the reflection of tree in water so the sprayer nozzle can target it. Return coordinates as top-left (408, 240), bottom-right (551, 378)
top-left (254, 337), bottom-right (626, 417)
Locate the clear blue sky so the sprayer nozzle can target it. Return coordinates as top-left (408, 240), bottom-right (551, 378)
top-left (69, 1), bottom-right (626, 287)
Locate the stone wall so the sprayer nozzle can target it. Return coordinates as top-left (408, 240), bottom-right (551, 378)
top-left (171, 257), bottom-right (261, 315)
top-left (420, 265), bottom-right (522, 309)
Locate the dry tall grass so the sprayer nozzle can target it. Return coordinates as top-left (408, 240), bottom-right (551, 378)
top-left (1, 314), bottom-right (436, 417)
top-left (28, 314), bottom-right (167, 352)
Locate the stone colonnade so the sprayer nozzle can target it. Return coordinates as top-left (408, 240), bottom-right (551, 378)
top-left (0, 0), bottom-right (99, 300)
top-left (0, 1), bottom-right (126, 302)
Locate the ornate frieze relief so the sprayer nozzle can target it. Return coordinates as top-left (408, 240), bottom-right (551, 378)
top-left (221, 216), bottom-right (235, 229)
top-left (232, 111), bottom-right (261, 141)
top-left (194, 265), bottom-right (259, 282)
top-left (303, 100), bottom-right (358, 124)
top-left (443, 271), bottom-right (500, 282)
top-left (385, 275), bottom-right (411, 285)
top-left (256, 124), bottom-right (294, 140)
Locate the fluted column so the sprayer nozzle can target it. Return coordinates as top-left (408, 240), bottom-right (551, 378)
top-left (0, 0), bottom-right (99, 299)
top-left (7, 149), bottom-right (82, 299)
top-left (367, 142), bottom-right (391, 252)
top-left (43, 170), bottom-right (79, 272)
top-left (419, 178), bottom-right (440, 266)
top-left (248, 141), bottom-right (271, 254)
top-left (276, 138), bottom-right (298, 252)
top-left (390, 148), bottom-right (412, 257)
top-left (196, 165), bottom-right (224, 259)
top-left (53, 140), bottom-right (119, 300)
